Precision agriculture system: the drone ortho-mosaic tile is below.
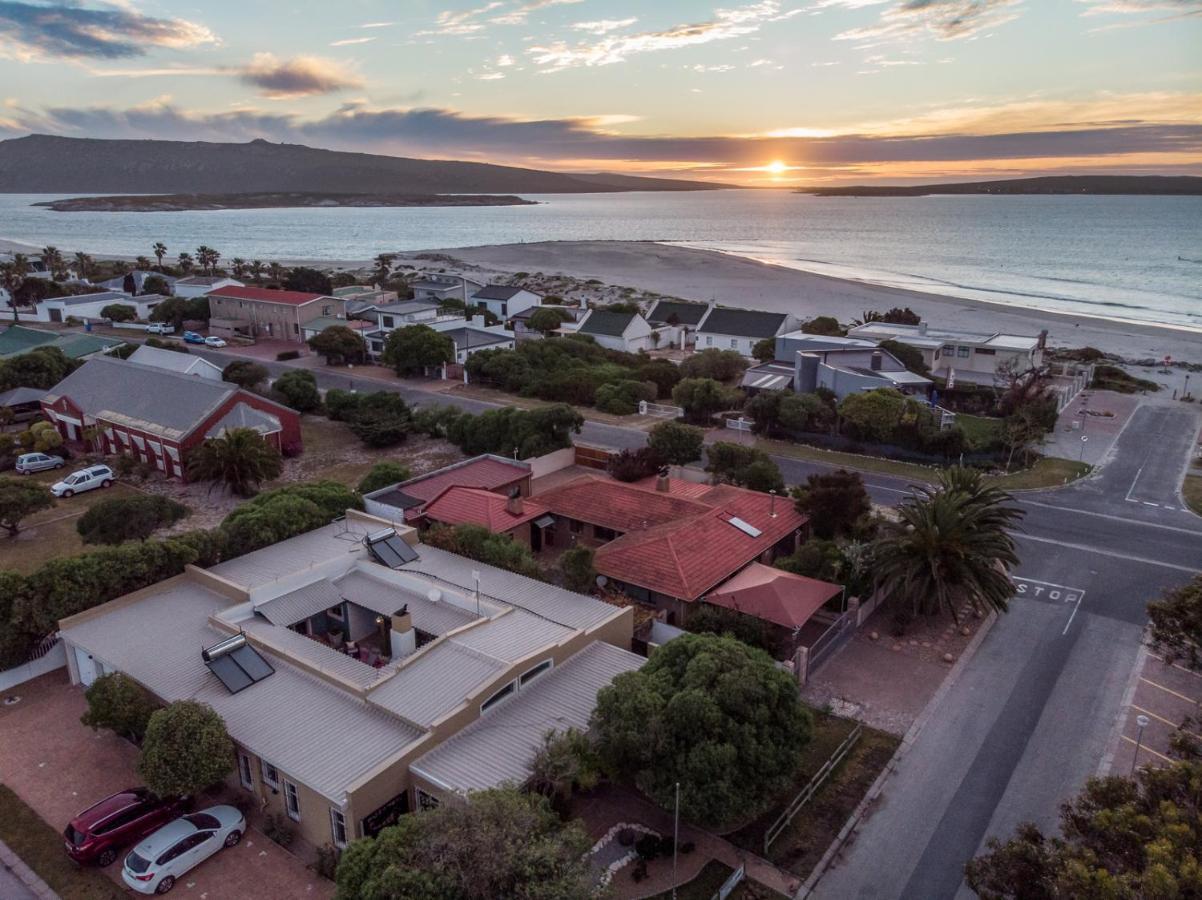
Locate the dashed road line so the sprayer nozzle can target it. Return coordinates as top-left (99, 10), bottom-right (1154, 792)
top-left (1121, 735), bottom-right (1175, 764)
top-left (1138, 677), bottom-right (1199, 705)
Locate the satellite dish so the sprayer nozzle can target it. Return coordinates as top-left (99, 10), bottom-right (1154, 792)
top-left (595, 575), bottom-right (608, 588)
top-left (427, 588), bottom-right (442, 603)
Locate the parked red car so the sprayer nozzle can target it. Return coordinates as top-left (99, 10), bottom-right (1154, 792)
top-left (64, 788), bottom-right (190, 867)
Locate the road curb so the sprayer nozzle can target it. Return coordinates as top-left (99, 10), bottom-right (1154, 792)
top-left (796, 609), bottom-right (1000, 899)
top-left (1096, 638), bottom-right (1150, 778)
top-left (0, 837), bottom-right (61, 900)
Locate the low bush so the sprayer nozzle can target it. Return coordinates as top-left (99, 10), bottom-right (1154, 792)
top-left (76, 495), bottom-right (189, 545)
top-left (276, 349), bottom-right (300, 362)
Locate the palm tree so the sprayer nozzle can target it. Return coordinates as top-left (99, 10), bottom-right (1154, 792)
top-left (73, 251), bottom-right (93, 281)
top-left (1, 256), bottom-right (27, 322)
top-left (872, 467), bottom-right (1024, 627)
top-left (40, 245), bottom-right (65, 280)
top-left (267, 261), bottom-right (286, 284)
top-left (249, 260), bottom-right (264, 283)
top-left (231, 258), bottom-right (247, 280)
top-left (186, 428), bottom-right (282, 497)
top-left (177, 252), bottom-right (194, 274)
top-left (372, 252), bottom-right (396, 285)
top-left (195, 246), bottom-right (220, 275)
top-left (135, 255), bottom-right (152, 271)
top-left (152, 242), bottom-right (167, 271)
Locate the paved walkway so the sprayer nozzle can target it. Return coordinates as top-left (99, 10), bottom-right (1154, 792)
top-left (574, 784), bottom-right (800, 898)
top-left (1042, 390), bottom-right (1140, 467)
top-left (0, 840), bottom-right (54, 900)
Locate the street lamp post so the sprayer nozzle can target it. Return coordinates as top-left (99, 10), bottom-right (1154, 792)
top-left (1131, 714), bottom-right (1150, 775)
top-left (1079, 434), bottom-right (1088, 462)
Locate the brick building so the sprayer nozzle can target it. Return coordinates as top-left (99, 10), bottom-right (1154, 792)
top-left (206, 285), bottom-right (345, 344)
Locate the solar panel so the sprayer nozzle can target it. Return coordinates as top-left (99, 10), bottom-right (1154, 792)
top-left (366, 533), bottom-right (419, 568)
top-left (728, 517), bottom-right (763, 538)
top-left (203, 634), bottom-right (275, 694)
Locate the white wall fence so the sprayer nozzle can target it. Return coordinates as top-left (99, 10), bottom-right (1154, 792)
top-left (724, 416), bottom-right (754, 433)
top-left (0, 640), bottom-right (66, 693)
top-left (638, 401), bottom-right (684, 419)
top-left (527, 446), bottom-right (576, 479)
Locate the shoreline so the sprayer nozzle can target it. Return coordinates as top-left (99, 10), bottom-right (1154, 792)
top-left (398, 240), bottom-right (1202, 363)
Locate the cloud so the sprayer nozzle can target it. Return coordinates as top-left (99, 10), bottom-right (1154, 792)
top-left (490, 0), bottom-right (584, 26)
top-left (420, 2), bottom-right (504, 35)
top-left (835, 0), bottom-right (1024, 44)
top-left (572, 17), bottom-right (638, 34)
top-left (528, 1), bottom-right (803, 71)
top-left (358, 21), bottom-right (395, 28)
top-left (330, 37), bottom-right (376, 46)
top-left (6, 93), bottom-right (1200, 179)
top-left (497, 54), bottom-right (516, 66)
top-left (0, 0), bottom-right (215, 60)
top-left (237, 53), bottom-right (363, 98)
top-left (1075, 0), bottom-right (1202, 29)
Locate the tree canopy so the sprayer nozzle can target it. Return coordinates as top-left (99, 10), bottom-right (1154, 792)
top-left (357, 461), bottom-right (411, 495)
top-left (284, 266), bottom-right (333, 295)
top-left (679, 348), bottom-right (748, 382)
top-left (792, 469), bottom-right (871, 540)
top-left (149, 296), bottom-right (210, 328)
top-left (647, 420), bottom-right (704, 466)
top-left (527, 307), bottom-right (567, 335)
top-left (308, 325), bottom-right (367, 365)
top-left (1147, 575), bottom-right (1202, 671)
top-left (423, 523), bottom-right (542, 580)
top-left (705, 442), bottom-right (785, 494)
top-left (222, 360), bottom-right (269, 390)
top-left (592, 632), bottom-right (811, 829)
top-left (801, 315), bottom-right (844, 336)
top-left (81, 672), bottom-right (158, 742)
top-left (0, 345), bottom-right (77, 391)
top-left (444, 404), bottom-right (583, 459)
top-left (138, 701), bottom-right (234, 798)
top-left (672, 377), bottom-right (739, 424)
top-left (100, 303), bottom-right (137, 322)
top-left (344, 392), bottom-right (413, 448)
top-left (0, 477), bottom-right (54, 537)
top-left (220, 481), bottom-right (361, 557)
top-left (382, 325), bottom-right (455, 376)
top-left (272, 369), bottom-right (321, 412)
top-left (76, 495), bottom-right (188, 545)
top-left (965, 761), bottom-right (1202, 900)
top-left (334, 788), bottom-right (595, 900)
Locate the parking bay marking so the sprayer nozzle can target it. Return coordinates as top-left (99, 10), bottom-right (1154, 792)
top-left (1012, 578), bottom-right (1087, 634)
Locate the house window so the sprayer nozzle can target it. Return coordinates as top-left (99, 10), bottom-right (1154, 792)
top-left (237, 752), bottom-right (254, 791)
top-left (261, 761), bottom-right (279, 789)
top-left (569, 518), bottom-right (583, 534)
top-left (322, 305), bottom-right (333, 316)
top-left (520, 659), bottom-right (552, 686)
top-left (594, 526), bottom-right (617, 541)
top-left (957, 346), bottom-right (970, 358)
top-left (730, 339), bottom-right (738, 349)
top-left (942, 344), bottom-right (956, 354)
top-left (974, 348), bottom-right (996, 355)
top-left (501, 303), bottom-right (508, 316)
top-left (705, 336), bottom-right (713, 346)
top-left (417, 790), bottom-right (440, 812)
top-left (283, 779), bottom-right (301, 821)
top-left (329, 808), bottom-right (348, 849)
top-left (381, 316), bottom-right (394, 329)
top-left (481, 681), bottom-right (515, 713)
top-left (293, 323), bottom-right (300, 335)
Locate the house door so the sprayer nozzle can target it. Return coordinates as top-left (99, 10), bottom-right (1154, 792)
top-left (48, 308), bottom-right (62, 323)
top-left (531, 524), bottom-right (542, 552)
top-left (74, 646), bottom-right (98, 686)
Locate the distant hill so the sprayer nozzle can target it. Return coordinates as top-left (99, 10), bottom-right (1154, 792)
top-left (0, 134), bottom-right (731, 195)
top-left (801, 175), bottom-right (1202, 197)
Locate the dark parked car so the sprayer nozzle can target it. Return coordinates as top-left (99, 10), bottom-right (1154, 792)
top-left (64, 788), bottom-right (190, 868)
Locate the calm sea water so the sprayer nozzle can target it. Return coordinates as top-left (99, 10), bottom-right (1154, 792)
top-left (1, 190), bottom-right (1199, 330)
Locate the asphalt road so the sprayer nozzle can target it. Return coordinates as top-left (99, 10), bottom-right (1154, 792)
top-left (814, 398), bottom-right (1202, 900)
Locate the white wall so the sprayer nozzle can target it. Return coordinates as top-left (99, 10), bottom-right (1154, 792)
top-left (526, 446), bottom-right (576, 479)
top-left (697, 332), bottom-right (760, 357)
top-left (0, 642), bottom-right (66, 692)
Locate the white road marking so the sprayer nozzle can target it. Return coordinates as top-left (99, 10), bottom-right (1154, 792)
top-left (1014, 533), bottom-right (1202, 574)
top-left (1017, 500), bottom-right (1202, 535)
top-left (1125, 464), bottom-right (1147, 504)
top-left (1144, 501), bottom-right (1160, 507)
top-left (1012, 577), bottom-right (1086, 634)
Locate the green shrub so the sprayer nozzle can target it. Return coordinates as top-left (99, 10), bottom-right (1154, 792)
top-left (80, 672), bottom-right (158, 741)
top-left (138, 701), bottom-right (234, 798)
top-left (272, 369), bottom-right (320, 411)
top-left (276, 349), bottom-right (301, 361)
top-left (559, 547), bottom-right (596, 593)
top-left (357, 462), bottom-right (411, 494)
top-left (76, 495), bottom-right (188, 545)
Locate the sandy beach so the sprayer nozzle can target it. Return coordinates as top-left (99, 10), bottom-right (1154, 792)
top-left (400, 240), bottom-right (1202, 364)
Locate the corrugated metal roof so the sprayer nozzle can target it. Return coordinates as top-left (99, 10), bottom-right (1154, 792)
top-left (254, 579), bottom-right (344, 626)
top-left (578, 310), bottom-right (637, 337)
top-left (410, 642), bottom-right (643, 794)
top-left (399, 545), bottom-right (618, 631)
top-left (209, 521), bottom-right (374, 591)
top-left (61, 581), bottom-right (422, 800)
top-left (241, 619), bottom-right (384, 690)
top-left (128, 345), bottom-right (221, 378)
top-left (697, 307), bottom-right (789, 339)
top-left (334, 569), bottom-right (480, 636)
top-left (450, 609), bottom-right (573, 662)
top-left (367, 641), bottom-right (504, 727)
top-left (204, 402), bottom-right (282, 439)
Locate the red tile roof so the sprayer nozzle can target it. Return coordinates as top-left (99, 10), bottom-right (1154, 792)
top-left (402, 457), bottom-right (530, 505)
top-left (208, 285), bottom-right (328, 306)
top-left (535, 475), bottom-right (807, 601)
top-left (423, 485), bottom-right (548, 532)
top-left (706, 563), bottom-right (842, 630)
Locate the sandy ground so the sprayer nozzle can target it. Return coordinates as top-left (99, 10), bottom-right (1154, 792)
top-left (396, 240), bottom-right (1202, 364)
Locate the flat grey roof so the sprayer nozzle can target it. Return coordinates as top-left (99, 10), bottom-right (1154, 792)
top-left (410, 642), bottom-right (643, 795)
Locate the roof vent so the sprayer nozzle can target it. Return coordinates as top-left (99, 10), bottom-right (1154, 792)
top-left (727, 517), bottom-right (763, 538)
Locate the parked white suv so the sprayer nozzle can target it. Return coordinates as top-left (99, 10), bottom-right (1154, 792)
top-left (121, 806), bottom-right (245, 895)
top-left (145, 323), bottom-right (174, 335)
top-left (50, 465), bottom-right (115, 498)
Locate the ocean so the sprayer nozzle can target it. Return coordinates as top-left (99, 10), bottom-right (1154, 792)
top-left (1, 190), bottom-right (1199, 331)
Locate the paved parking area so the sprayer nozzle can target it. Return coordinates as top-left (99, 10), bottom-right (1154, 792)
top-left (1042, 390), bottom-right (1141, 467)
top-left (1110, 648), bottom-right (1201, 775)
top-left (0, 672), bottom-right (333, 900)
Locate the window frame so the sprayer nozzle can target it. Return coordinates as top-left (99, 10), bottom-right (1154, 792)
top-left (417, 789), bottom-right (440, 812)
top-left (283, 779), bottom-right (301, 821)
top-left (237, 752), bottom-right (254, 791)
top-left (481, 681), bottom-right (515, 713)
top-left (519, 659), bottom-right (552, 686)
top-left (329, 807), bottom-right (348, 849)
top-left (261, 760), bottom-right (280, 790)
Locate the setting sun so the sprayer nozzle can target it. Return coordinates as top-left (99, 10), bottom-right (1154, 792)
top-left (766, 159), bottom-right (788, 175)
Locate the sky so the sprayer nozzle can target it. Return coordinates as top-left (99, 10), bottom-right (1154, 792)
top-left (0, 0), bottom-right (1200, 185)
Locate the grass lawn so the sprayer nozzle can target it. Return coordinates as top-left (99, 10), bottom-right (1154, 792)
top-left (985, 457), bottom-right (1091, 491)
top-left (1184, 473), bottom-right (1202, 517)
top-left (752, 437), bottom-right (938, 484)
top-left (956, 413), bottom-right (1004, 450)
top-left (727, 714), bottom-right (901, 878)
top-left (0, 480), bottom-right (146, 575)
top-left (0, 784), bottom-right (125, 900)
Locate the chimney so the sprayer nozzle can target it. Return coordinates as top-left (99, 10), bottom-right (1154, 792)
top-left (656, 466), bottom-right (670, 492)
top-left (1037, 329), bottom-right (1048, 349)
top-left (506, 486), bottom-right (523, 516)
top-left (871, 350), bottom-right (883, 371)
top-left (389, 604), bottom-right (415, 659)
top-left (770, 490), bottom-right (777, 518)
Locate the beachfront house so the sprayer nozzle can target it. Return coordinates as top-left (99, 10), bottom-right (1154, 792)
top-left (646, 299), bottom-right (709, 348)
top-left (97, 270), bottom-right (178, 295)
top-left (743, 333), bottom-right (932, 399)
top-left (695, 307), bottom-right (797, 357)
top-left (34, 291), bottom-right (167, 323)
top-left (847, 322), bottom-right (1047, 384)
top-left (206, 286), bottom-right (345, 344)
top-left (470, 285), bottom-right (541, 320)
top-left (412, 275), bottom-right (484, 304)
top-left (174, 275), bottom-right (243, 299)
top-left (573, 309), bottom-right (661, 353)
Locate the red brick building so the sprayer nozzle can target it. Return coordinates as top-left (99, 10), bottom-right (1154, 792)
top-left (41, 356), bottom-right (302, 480)
top-left (206, 285), bottom-right (345, 344)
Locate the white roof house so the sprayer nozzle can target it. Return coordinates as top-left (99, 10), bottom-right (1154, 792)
top-left (59, 511), bottom-right (638, 849)
top-left (34, 291), bottom-right (166, 323)
top-left (470, 284), bottom-right (541, 320)
top-left (173, 275), bottom-right (244, 299)
top-left (128, 344), bottom-right (223, 380)
top-left (847, 322), bottom-right (1047, 384)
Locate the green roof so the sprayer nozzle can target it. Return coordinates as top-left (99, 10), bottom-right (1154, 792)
top-left (0, 325), bottom-right (123, 360)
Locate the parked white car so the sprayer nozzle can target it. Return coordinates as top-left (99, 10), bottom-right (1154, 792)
top-left (50, 464), bottom-right (115, 498)
top-left (15, 452), bottom-right (65, 474)
top-left (145, 323), bottom-right (174, 335)
top-left (203, 336), bottom-right (227, 348)
top-left (121, 806), bottom-right (245, 895)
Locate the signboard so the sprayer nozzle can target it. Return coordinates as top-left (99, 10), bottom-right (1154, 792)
top-left (361, 791), bottom-right (409, 838)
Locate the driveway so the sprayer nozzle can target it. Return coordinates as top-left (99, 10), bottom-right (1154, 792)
top-left (0, 672), bottom-right (334, 900)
